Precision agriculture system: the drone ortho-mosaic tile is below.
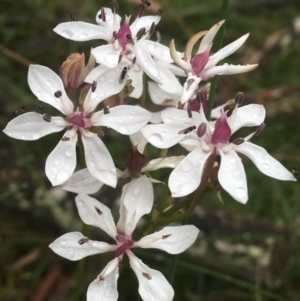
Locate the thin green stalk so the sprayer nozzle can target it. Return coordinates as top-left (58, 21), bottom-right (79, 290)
top-left (207, 0), bottom-right (230, 118)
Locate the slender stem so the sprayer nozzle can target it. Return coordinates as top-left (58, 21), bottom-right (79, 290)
top-left (207, 0), bottom-right (230, 119)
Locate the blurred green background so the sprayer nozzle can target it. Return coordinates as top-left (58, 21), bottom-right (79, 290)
top-left (0, 0), bottom-right (300, 300)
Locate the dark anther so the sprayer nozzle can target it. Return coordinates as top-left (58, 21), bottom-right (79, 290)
top-left (94, 206), bottom-right (103, 215)
top-left (254, 123), bottom-right (265, 136)
top-left (186, 78), bottom-right (195, 90)
top-left (187, 103), bottom-right (192, 118)
top-left (158, 8), bottom-right (163, 15)
top-left (178, 126), bottom-right (196, 135)
top-left (13, 106), bottom-right (25, 115)
top-left (142, 272), bottom-right (152, 280)
top-left (119, 67), bottom-right (129, 84)
top-left (132, 57), bottom-right (137, 65)
top-left (113, 31), bottom-right (118, 39)
top-left (54, 90), bottom-right (62, 98)
top-left (61, 136), bottom-right (70, 141)
top-left (98, 275), bottom-right (105, 282)
top-left (197, 123), bottom-right (207, 137)
top-left (103, 106), bottom-right (110, 114)
top-left (43, 114), bottom-right (52, 122)
top-left (70, 13), bottom-right (78, 21)
top-left (235, 92), bottom-right (244, 106)
top-left (136, 27), bottom-right (146, 39)
top-left (97, 131), bottom-right (105, 138)
top-left (126, 34), bottom-right (135, 46)
top-left (100, 7), bottom-right (106, 22)
top-left (142, 0), bottom-right (151, 7)
top-left (111, 0), bottom-right (118, 14)
top-left (196, 91), bottom-right (205, 104)
top-left (232, 137), bottom-right (245, 145)
top-left (162, 234), bottom-right (171, 239)
top-left (91, 81), bottom-right (97, 92)
top-left (78, 237), bottom-right (89, 245)
top-left (292, 168), bottom-right (298, 177)
top-left (149, 22), bottom-right (156, 36)
top-left (137, 3), bottom-right (145, 18)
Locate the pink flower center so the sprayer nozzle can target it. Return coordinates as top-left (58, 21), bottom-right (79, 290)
top-left (191, 45), bottom-right (211, 76)
top-left (115, 234), bottom-right (134, 257)
top-left (67, 111), bottom-right (91, 129)
top-left (117, 17), bottom-right (132, 50)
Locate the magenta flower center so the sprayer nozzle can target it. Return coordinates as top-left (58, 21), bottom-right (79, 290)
top-left (67, 111), bottom-right (91, 129)
top-left (117, 18), bottom-right (132, 50)
top-left (115, 234), bottom-right (134, 257)
top-left (211, 113), bottom-right (231, 145)
top-left (191, 45), bottom-right (211, 76)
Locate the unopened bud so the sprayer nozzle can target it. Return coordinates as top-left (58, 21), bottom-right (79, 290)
top-left (232, 137), bottom-right (245, 145)
top-left (197, 123), bottom-right (207, 137)
top-left (254, 123), bottom-right (265, 136)
top-left (235, 92), bottom-right (244, 106)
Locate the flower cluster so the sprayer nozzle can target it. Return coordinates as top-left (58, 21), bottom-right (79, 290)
top-left (3, 1), bottom-right (296, 301)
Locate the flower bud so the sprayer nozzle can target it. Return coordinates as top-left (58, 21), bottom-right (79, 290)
top-left (59, 51), bottom-right (95, 90)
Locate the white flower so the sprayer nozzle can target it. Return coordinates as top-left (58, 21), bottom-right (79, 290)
top-left (49, 176), bottom-right (199, 301)
top-left (53, 6), bottom-right (175, 84)
top-left (3, 65), bottom-right (151, 186)
top-left (170, 20), bottom-right (258, 104)
top-left (141, 104), bottom-right (296, 203)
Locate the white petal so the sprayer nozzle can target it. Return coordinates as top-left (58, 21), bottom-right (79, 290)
top-left (136, 225), bottom-right (199, 254)
top-left (82, 133), bottom-right (117, 188)
top-left (229, 104), bottom-right (266, 133)
top-left (150, 111), bottom-right (163, 124)
top-left (201, 64), bottom-right (258, 81)
top-left (148, 82), bottom-right (179, 106)
top-left (131, 43), bottom-right (162, 84)
top-left (83, 65), bottom-right (126, 113)
top-left (92, 45), bottom-right (121, 68)
top-left (92, 105), bottom-right (152, 135)
top-left (45, 131), bottom-right (77, 186)
top-left (61, 168), bottom-right (104, 194)
top-left (218, 149), bottom-right (248, 204)
top-left (166, 63), bottom-right (186, 77)
top-left (87, 258), bottom-right (119, 301)
top-left (28, 65), bottom-right (74, 115)
top-left (117, 176), bottom-right (153, 236)
top-left (128, 68), bottom-right (143, 99)
top-left (85, 65), bottom-right (109, 83)
top-left (142, 156), bottom-right (185, 172)
top-left (130, 16), bottom-right (161, 36)
top-left (96, 7), bottom-right (121, 29)
top-left (180, 138), bottom-right (201, 152)
top-left (141, 40), bottom-right (176, 63)
top-left (161, 107), bottom-right (202, 126)
top-left (3, 112), bottom-right (65, 141)
top-left (169, 147), bottom-right (211, 197)
top-left (141, 123), bottom-right (190, 148)
top-left (181, 75), bottom-right (201, 104)
top-left (130, 131), bottom-right (148, 153)
top-left (75, 194), bottom-right (117, 239)
top-left (127, 251), bottom-right (174, 301)
top-left (49, 232), bottom-right (115, 261)
top-left (207, 34), bottom-right (249, 68)
top-left (53, 21), bottom-right (110, 41)
top-left (234, 142), bottom-right (296, 181)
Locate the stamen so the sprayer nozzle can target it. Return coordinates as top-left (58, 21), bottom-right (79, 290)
top-left (197, 123), bottom-right (207, 137)
top-left (103, 106), bottom-right (110, 114)
top-left (232, 137), bottom-right (245, 145)
top-left (136, 27), bottom-right (146, 39)
top-left (149, 22), bottom-right (156, 36)
top-left (111, 0), bottom-right (118, 14)
top-left (162, 234), bottom-right (171, 239)
top-left (98, 275), bottom-right (105, 282)
top-left (91, 81), bottom-right (97, 92)
top-left (61, 136), bottom-right (70, 141)
top-left (196, 91), bottom-right (205, 104)
top-left (132, 57), bottom-right (137, 65)
top-left (254, 123), bottom-right (265, 136)
top-left (178, 126), bottom-right (196, 134)
top-left (94, 206), bottom-right (103, 215)
top-left (100, 7), bottom-right (106, 22)
top-left (70, 13), bottom-right (78, 21)
top-left (187, 102), bottom-right (192, 118)
top-left (142, 0), bottom-right (151, 7)
top-left (54, 90), bottom-right (62, 98)
top-left (78, 237), bottom-right (89, 245)
top-left (186, 79), bottom-right (195, 91)
top-left (137, 3), bottom-right (145, 18)
top-left (113, 31), bottom-right (118, 39)
top-left (142, 272), bottom-right (152, 280)
top-left (234, 92), bottom-right (244, 106)
top-left (126, 34), bottom-right (135, 46)
top-left (43, 114), bottom-right (52, 122)
top-left (158, 8), bottom-right (163, 15)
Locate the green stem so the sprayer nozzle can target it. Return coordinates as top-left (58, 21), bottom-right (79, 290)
top-left (207, 0), bottom-right (230, 119)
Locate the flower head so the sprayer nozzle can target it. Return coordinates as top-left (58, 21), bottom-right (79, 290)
top-left (170, 20), bottom-right (258, 104)
top-left (3, 65), bottom-right (151, 186)
top-left (49, 176), bottom-right (199, 301)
